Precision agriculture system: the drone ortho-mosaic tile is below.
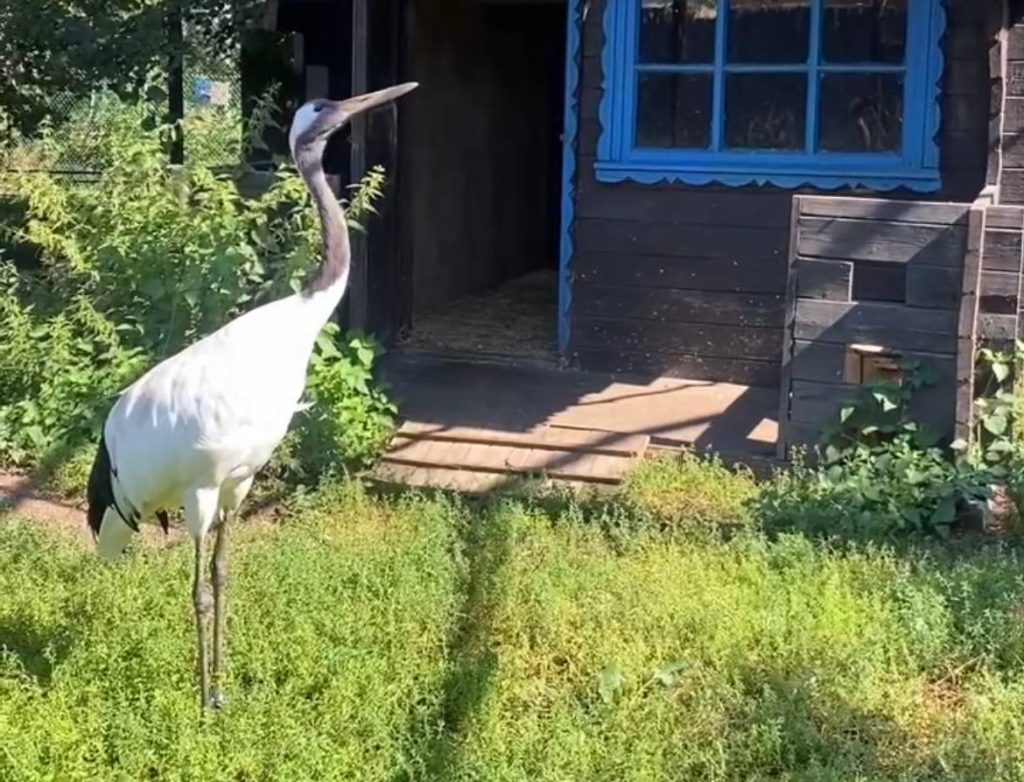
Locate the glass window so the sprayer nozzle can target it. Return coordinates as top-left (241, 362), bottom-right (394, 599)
top-left (598, 0), bottom-right (942, 191)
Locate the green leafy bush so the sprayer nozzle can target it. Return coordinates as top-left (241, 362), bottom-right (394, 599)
top-left (758, 439), bottom-right (990, 540)
top-left (0, 91), bottom-right (396, 480)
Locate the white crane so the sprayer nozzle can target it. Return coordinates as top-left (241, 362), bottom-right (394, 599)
top-left (85, 82), bottom-right (418, 710)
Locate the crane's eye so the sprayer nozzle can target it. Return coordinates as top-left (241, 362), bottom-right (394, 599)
top-left (313, 103), bottom-right (324, 113)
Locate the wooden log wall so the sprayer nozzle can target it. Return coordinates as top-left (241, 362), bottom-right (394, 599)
top-left (570, 0), bottom-right (994, 387)
top-left (978, 204), bottom-right (1024, 345)
top-left (778, 196), bottom-right (974, 457)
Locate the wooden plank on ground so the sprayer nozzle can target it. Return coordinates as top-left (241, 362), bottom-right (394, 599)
top-left (394, 422), bottom-right (650, 457)
top-left (797, 217), bottom-right (966, 266)
top-left (381, 446), bottom-right (631, 484)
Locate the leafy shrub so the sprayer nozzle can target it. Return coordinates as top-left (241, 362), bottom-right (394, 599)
top-left (758, 439), bottom-right (990, 540)
top-left (294, 325), bottom-right (398, 477)
top-left (0, 91), bottom-right (395, 480)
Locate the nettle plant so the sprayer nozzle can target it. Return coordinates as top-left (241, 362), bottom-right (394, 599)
top-left (797, 360), bottom-right (991, 537)
top-left (0, 88), bottom-right (396, 476)
top-left (960, 342), bottom-right (1024, 475)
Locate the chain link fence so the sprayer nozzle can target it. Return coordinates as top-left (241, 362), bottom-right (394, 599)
top-left (2, 44), bottom-right (242, 176)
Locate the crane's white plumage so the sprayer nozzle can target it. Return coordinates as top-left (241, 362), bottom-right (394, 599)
top-left (85, 82), bottom-right (418, 710)
top-left (94, 289), bottom-right (338, 558)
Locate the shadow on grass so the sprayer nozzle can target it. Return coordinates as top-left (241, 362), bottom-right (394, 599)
top-left (396, 500), bottom-right (513, 780)
top-left (0, 615), bottom-right (74, 686)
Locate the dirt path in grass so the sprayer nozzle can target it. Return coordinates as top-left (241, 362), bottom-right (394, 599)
top-left (0, 470), bottom-right (284, 548)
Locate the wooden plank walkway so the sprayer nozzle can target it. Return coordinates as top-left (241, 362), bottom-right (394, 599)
top-left (368, 353), bottom-right (778, 492)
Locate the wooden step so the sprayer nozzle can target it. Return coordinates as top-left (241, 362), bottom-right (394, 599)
top-left (371, 422), bottom-right (651, 490)
top-left (393, 422), bottom-right (649, 457)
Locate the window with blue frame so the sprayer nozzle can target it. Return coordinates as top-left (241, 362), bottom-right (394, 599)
top-left (596, 0), bottom-right (944, 190)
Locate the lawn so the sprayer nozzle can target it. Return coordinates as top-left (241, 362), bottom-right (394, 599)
top-left (3, 468), bottom-right (1024, 781)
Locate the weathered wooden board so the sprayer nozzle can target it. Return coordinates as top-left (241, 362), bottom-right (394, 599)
top-left (573, 348), bottom-right (779, 387)
top-left (981, 228), bottom-right (1023, 272)
top-left (790, 380), bottom-right (859, 426)
top-left (906, 265), bottom-right (963, 309)
top-left (955, 206), bottom-right (984, 442)
top-left (790, 340), bottom-right (958, 385)
top-left (573, 317), bottom-right (780, 360)
top-left (980, 270), bottom-right (1022, 299)
top-left (575, 184), bottom-right (793, 229)
top-left (796, 197), bottom-right (970, 226)
top-left (392, 422), bottom-right (650, 457)
top-left (984, 205), bottom-right (1024, 230)
top-left (977, 313), bottom-right (1018, 341)
top-left (576, 218), bottom-right (789, 261)
top-left (797, 217), bottom-right (967, 266)
top-left (793, 300), bottom-right (957, 352)
top-left (572, 284), bottom-right (784, 328)
top-left (575, 253), bottom-right (787, 295)
top-left (795, 258), bottom-right (853, 301)
top-left (381, 437), bottom-right (637, 484)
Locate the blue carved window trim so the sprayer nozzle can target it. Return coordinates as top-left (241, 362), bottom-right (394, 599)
top-left (597, 0), bottom-right (945, 191)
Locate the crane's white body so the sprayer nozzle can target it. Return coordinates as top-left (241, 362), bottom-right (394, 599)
top-left (95, 282), bottom-right (342, 558)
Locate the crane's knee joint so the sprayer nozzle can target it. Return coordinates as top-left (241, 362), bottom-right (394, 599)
top-left (194, 581), bottom-right (213, 616)
top-left (211, 561), bottom-right (228, 589)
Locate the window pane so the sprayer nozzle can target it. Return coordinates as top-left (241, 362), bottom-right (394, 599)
top-left (728, 0), bottom-right (810, 64)
top-left (639, 0), bottom-right (717, 64)
top-left (725, 74), bottom-right (807, 150)
top-left (636, 73), bottom-right (713, 149)
top-left (823, 0), bottom-right (907, 64)
top-left (819, 73), bottom-right (903, 152)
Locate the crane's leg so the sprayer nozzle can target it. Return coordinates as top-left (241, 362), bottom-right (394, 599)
top-left (209, 476), bottom-right (251, 710)
top-left (192, 534), bottom-right (211, 710)
top-left (210, 512), bottom-right (229, 709)
top-left (184, 486), bottom-right (221, 712)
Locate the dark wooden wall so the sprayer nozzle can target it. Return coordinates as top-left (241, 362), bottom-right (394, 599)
top-left (569, 0), bottom-right (995, 387)
top-left (403, 0), bottom-right (565, 313)
top-left (779, 196), bottom-right (970, 455)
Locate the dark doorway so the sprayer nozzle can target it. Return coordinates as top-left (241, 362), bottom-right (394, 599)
top-left (398, 0), bottom-right (567, 363)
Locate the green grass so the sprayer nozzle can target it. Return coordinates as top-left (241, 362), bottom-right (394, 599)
top-left (4, 474), bottom-right (1024, 780)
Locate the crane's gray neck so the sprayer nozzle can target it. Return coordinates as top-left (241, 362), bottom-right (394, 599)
top-left (297, 148), bottom-right (350, 297)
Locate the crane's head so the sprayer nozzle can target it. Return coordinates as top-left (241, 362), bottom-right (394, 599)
top-left (288, 82), bottom-right (419, 160)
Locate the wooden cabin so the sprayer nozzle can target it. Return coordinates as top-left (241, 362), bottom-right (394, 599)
top-left (248, 0), bottom-right (1024, 483)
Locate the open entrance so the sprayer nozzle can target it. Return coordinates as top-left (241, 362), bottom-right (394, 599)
top-left (397, 0), bottom-right (566, 364)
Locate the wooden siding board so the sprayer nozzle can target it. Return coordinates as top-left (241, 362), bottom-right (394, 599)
top-left (793, 300), bottom-right (957, 352)
top-left (574, 185), bottom-right (793, 229)
top-left (796, 198), bottom-right (970, 225)
top-left (981, 229), bottom-right (1024, 272)
top-left (797, 217), bottom-right (967, 266)
top-left (795, 258), bottom-right (853, 301)
top-left (575, 253), bottom-right (788, 295)
top-left (572, 284), bottom-right (784, 327)
top-left (955, 206), bottom-right (984, 442)
top-left (790, 380), bottom-right (859, 427)
top-left (572, 348), bottom-right (779, 386)
top-left (572, 317), bottom-right (780, 360)
top-left (575, 218), bottom-right (788, 260)
top-left (906, 265), bottom-right (964, 309)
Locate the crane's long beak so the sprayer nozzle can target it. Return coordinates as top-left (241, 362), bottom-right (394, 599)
top-left (338, 82), bottom-right (419, 116)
